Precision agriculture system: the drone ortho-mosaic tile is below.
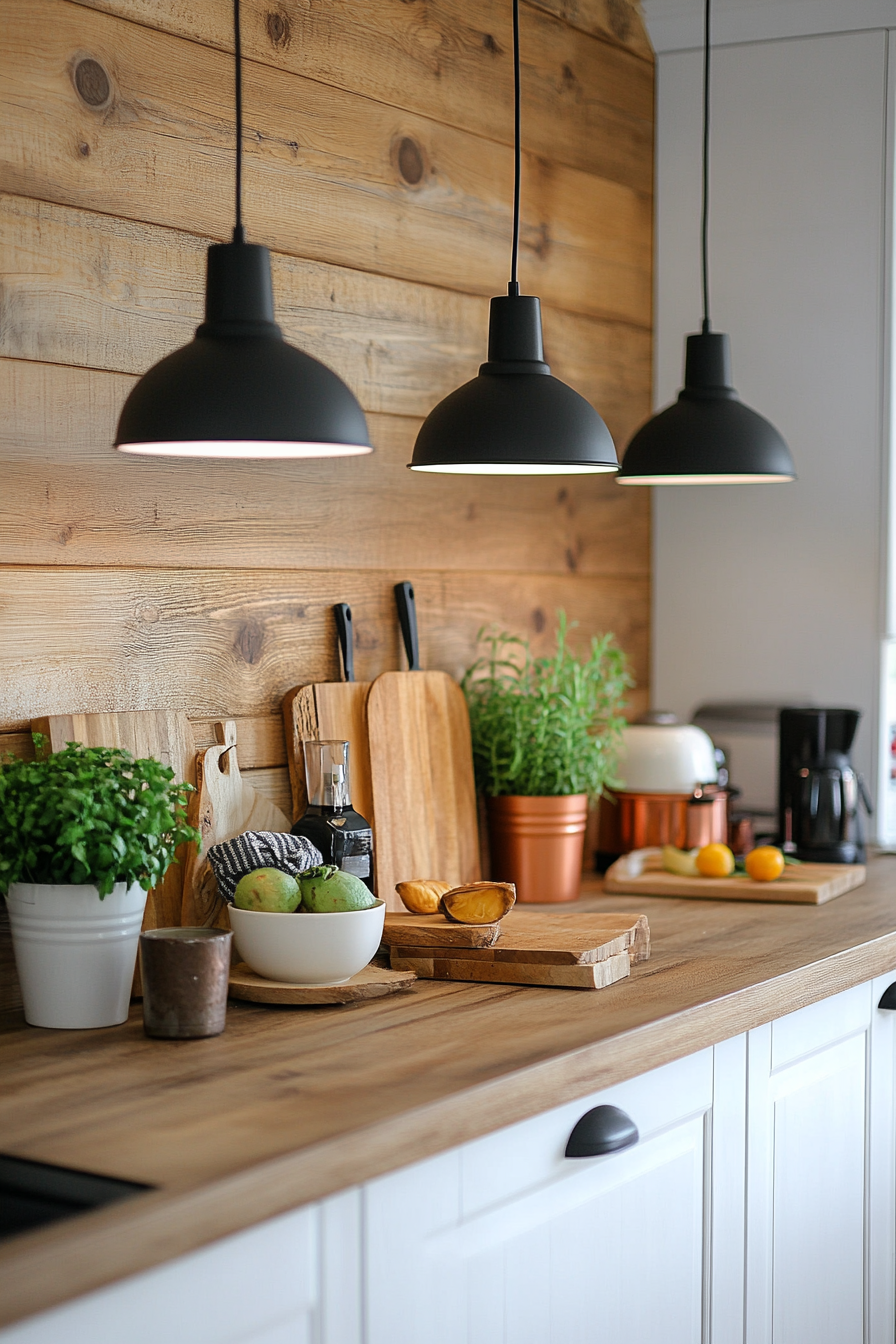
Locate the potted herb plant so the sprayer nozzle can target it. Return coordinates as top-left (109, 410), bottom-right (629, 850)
top-left (462, 613), bottom-right (631, 903)
top-left (0, 740), bottom-right (199, 1029)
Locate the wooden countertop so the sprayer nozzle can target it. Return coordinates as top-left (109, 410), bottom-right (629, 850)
top-left (4, 858), bottom-right (896, 1326)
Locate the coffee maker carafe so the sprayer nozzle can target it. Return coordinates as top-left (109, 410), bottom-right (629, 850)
top-left (778, 708), bottom-right (872, 863)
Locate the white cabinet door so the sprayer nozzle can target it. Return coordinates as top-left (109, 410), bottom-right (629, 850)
top-left (745, 977), bottom-right (896, 1344)
top-left (0, 1189), bottom-right (363, 1344)
top-left (366, 1043), bottom-right (747, 1344)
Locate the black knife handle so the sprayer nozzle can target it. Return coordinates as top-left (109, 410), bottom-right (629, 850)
top-left (333, 604), bottom-right (354, 683)
top-left (394, 582), bottom-right (420, 671)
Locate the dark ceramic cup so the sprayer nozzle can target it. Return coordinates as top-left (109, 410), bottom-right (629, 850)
top-left (140, 928), bottom-right (232, 1039)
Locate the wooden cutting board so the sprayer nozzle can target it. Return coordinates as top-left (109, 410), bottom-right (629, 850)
top-left (388, 911), bottom-right (648, 988)
top-left (383, 913), bottom-right (501, 948)
top-left (282, 681), bottom-right (373, 826)
top-left (31, 711), bottom-right (194, 930)
top-left (228, 962), bottom-right (416, 1005)
top-left (603, 857), bottom-right (866, 905)
top-left (390, 949), bottom-right (631, 991)
top-left (384, 910), bottom-right (649, 964)
top-left (367, 670), bottom-right (480, 912)
top-left (181, 720), bottom-right (292, 930)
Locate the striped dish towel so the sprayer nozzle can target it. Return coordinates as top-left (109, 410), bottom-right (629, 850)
top-left (208, 831), bottom-right (322, 904)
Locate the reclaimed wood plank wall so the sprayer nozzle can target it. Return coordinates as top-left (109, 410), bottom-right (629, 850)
top-left (0, 0), bottom-right (653, 735)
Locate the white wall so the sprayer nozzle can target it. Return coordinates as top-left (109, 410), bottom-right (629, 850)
top-left (647, 24), bottom-right (890, 799)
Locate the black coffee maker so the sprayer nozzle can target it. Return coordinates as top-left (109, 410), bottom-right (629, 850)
top-left (778, 708), bottom-right (872, 863)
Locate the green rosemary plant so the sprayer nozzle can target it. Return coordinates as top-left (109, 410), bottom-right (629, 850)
top-left (462, 612), bottom-right (632, 799)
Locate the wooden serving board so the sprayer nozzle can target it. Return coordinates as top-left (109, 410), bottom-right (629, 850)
top-left (604, 858), bottom-right (867, 905)
top-left (181, 720), bottom-right (292, 930)
top-left (282, 680), bottom-right (373, 827)
top-left (382, 911), bottom-right (649, 962)
top-left (382, 913), bottom-right (501, 949)
top-left (228, 962), bottom-right (416, 1005)
top-left (390, 949), bottom-right (631, 991)
top-left (367, 670), bottom-right (480, 912)
top-left (32, 711), bottom-right (194, 931)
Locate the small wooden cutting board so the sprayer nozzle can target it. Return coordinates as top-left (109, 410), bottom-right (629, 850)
top-left (603, 858), bottom-right (866, 905)
top-left (282, 681), bottom-right (373, 827)
top-left (228, 962), bottom-right (416, 1005)
top-left (382, 910), bottom-right (649, 962)
top-left (181, 720), bottom-right (292, 929)
top-left (390, 950), bottom-right (631, 991)
top-left (382, 913), bottom-right (501, 949)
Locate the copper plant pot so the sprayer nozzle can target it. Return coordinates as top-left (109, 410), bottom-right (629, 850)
top-left (487, 795), bottom-right (588, 903)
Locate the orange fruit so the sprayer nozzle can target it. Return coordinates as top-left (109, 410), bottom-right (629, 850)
top-left (745, 846), bottom-right (785, 882)
top-left (695, 843), bottom-right (735, 878)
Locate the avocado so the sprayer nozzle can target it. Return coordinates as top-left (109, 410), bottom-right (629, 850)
top-left (233, 867), bottom-right (301, 913)
top-left (300, 864), bottom-right (377, 912)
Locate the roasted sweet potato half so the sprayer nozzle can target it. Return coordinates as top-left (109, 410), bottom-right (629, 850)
top-left (439, 882), bottom-right (516, 924)
top-left (396, 879), bottom-right (452, 915)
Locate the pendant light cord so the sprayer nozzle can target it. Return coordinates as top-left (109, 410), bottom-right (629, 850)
top-left (700, 0), bottom-right (711, 332)
top-left (508, 0), bottom-right (521, 297)
top-left (233, 0), bottom-right (245, 244)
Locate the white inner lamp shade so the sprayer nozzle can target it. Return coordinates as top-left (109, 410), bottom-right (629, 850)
top-left (118, 441), bottom-right (374, 460)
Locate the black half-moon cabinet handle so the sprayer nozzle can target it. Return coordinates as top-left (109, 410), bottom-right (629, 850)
top-left (879, 983), bottom-right (896, 1010)
top-left (565, 1104), bottom-right (639, 1158)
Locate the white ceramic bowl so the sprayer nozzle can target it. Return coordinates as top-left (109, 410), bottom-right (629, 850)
top-left (616, 723), bottom-right (718, 794)
top-left (228, 900), bottom-right (385, 985)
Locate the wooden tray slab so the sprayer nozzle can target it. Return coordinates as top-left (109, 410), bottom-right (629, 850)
top-left (228, 962), bottom-right (416, 1005)
top-left (382, 910), bottom-right (649, 962)
top-left (389, 949), bottom-right (631, 990)
top-left (603, 858), bottom-right (866, 905)
top-left (382, 913), bottom-right (501, 949)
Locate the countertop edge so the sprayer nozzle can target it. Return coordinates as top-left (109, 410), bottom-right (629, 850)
top-left (2, 927), bottom-right (896, 1329)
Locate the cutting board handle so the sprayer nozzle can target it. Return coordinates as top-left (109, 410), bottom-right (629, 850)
top-left (333, 604), bottom-right (354, 683)
top-left (394, 581), bottom-right (420, 671)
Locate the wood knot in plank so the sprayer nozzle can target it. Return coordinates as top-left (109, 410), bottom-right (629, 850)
top-left (73, 57), bottom-right (111, 109)
top-left (394, 136), bottom-right (426, 187)
top-left (482, 33), bottom-right (501, 55)
top-left (235, 620), bottom-right (265, 665)
top-left (266, 10), bottom-right (291, 50)
top-left (531, 607), bottom-right (546, 634)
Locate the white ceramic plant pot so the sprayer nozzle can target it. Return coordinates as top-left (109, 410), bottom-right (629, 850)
top-left (5, 882), bottom-right (148, 1029)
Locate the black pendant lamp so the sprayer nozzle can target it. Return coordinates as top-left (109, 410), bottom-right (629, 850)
top-left (115, 2), bottom-right (370, 460)
top-left (617, 0), bottom-right (794, 485)
top-left (409, 0), bottom-right (617, 476)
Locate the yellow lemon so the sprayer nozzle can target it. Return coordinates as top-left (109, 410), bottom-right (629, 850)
top-left (695, 843), bottom-right (735, 878)
top-left (745, 846), bottom-right (785, 882)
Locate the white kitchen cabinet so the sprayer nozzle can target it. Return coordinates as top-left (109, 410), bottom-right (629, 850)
top-left (3, 978), bottom-right (894, 1344)
top-left (0, 1188), bottom-right (362, 1344)
top-left (744, 975), bottom-right (896, 1344)
top-left (365, 1041), bottom-right (747, 1344)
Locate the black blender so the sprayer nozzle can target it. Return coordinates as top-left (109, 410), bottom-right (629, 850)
top-left (291, 739), bottom-right (375, 893)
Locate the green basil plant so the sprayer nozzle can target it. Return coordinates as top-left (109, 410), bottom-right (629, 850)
top-left (0, 737), bottom-right (200, 898)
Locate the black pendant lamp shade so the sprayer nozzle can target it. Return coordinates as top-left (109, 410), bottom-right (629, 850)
top-left (617, 0), bottom-right (793, 486)
top-left (617, 330), bottom-right (794, 484)
top-left (411, 293), bottom-right (616, 474)
top-left (115, 0), bottom-right (370, 461)
top-left (408, 0), bottom-right (616, 476)
top-left (116, 238), bottom-right (370, 458)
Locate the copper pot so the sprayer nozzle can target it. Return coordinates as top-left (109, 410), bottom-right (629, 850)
top-left (599, 788), bottom-right (729, 855)
top-left (487, 795), bottom-right (588, 903)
